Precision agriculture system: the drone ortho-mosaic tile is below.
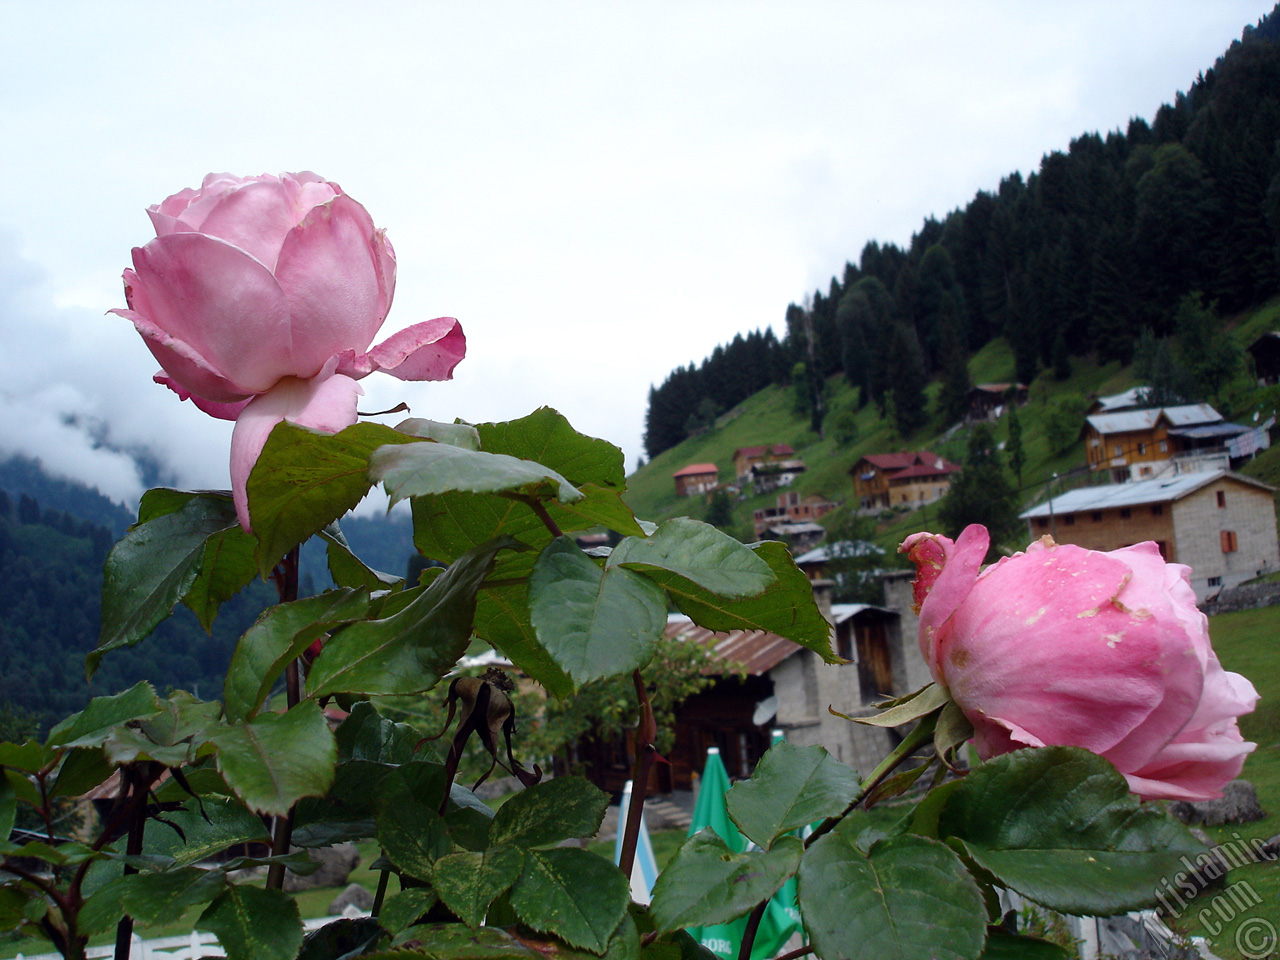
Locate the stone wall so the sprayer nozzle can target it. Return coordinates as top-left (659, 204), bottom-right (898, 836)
top-left (1200, 577), bottom-right (1280, 614)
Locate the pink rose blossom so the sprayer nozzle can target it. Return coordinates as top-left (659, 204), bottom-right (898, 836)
top-left (901, 524), bottom-right (1258, 801)
top-left (112, 172), bottom-right (465, 529)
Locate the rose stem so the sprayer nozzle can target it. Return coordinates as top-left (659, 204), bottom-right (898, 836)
top-left (266, 547), bottom-right (301, 892)
top-left (618, 670), bottom-right (657, 877)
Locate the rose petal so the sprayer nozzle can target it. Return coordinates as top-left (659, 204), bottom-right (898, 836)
top-left (127, 233), bottom-right (295, 394)
top-left (273, 193), bottom-right (391, 377)
top-left (153, 374), bottom-right (253, 420)
top-left (337, 316), bottom-right (466, 381)
top-left (901, 524), bottom-right (987, 678)
top-left (229, 374), bottom-right (363, 530)
top-left (186, 178), bottom-right (303, 269)
top-left (112, 305), bottom-right (251, 405)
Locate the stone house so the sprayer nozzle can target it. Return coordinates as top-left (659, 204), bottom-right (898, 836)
top-left (672, 462), bottom-right (718, 497)
top-left (850, 451), bottom-right (960, 511)
top-left (1019, 469), bottom-right (1279, 601)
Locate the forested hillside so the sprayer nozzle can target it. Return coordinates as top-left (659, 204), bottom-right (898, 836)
top-left (644, 5), bottom-right (1280, 458)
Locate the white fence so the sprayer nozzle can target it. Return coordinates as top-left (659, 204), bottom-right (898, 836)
top-left (14, 909), bottom-right (368, 960)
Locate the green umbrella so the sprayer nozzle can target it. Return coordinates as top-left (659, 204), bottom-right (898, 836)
top-left (685, 745), bottom-right (800, 960)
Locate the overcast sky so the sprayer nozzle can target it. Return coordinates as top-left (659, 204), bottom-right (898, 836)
top-left (0, 1), bottom-right (1273, 507)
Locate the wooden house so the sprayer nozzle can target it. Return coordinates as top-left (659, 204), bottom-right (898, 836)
top-left (850, 451), bottom-right (960, 511)
top-left (1083, 403), bottom-right (1228, 482)
top-left (732, 444), bottom-right (795, 481)
top-left (672, 463), bottom-right (718, 497)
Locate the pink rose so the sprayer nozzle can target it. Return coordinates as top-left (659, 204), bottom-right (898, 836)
top-left (901, 524), bottom-right (1258, 801)
top-left (111, 172), bottom-right (466, 529)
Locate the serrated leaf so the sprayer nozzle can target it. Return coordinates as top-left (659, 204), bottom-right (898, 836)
top-left (477, 407), bottom-right (626, 490)
top-left (333, 701), bottom-right (420, 764)
top-left (377, 797), bottom-right (452, 880)
top-left (143, 794), bottom-right (272, 865)
top-left (308, 537), bottom-right (514, 698)
top-left (489, 776), bottom-right (610, 848)
top-left (510, 847), bottom-right (631, 953)
top-left (0, 740), bottom-right (53, 772)
top-left (184, 519), bottom-right (259, 631)
top-left (224, 588), bottom-right (371, 721)
top-left (95, 497), bottom-right (240, 674)
top-left (432, 845), bottom-right (526, 927)
top-left (248, 420), bottom-right (421, 576)
top-left (649, 832), bottom-right (801, 933)
top-left (47, 681), bottom-right (160, 748)
top-left (609, 518), bottom-right (774, 600)
top-left (372, 440), bottom-right (584, 507)
top-left (799, 826), bottom-right (987, 960)
top-left (671, 541), bottom-right (837, 662)
top-left (50, 748), bottom-right (114, 798)
top-left (197, 884), bottom-right (303, 960)
top-left (298, 916), bottom-right (385, 960)
top-left (102, 691), bottom-right (222, 767)
top-left (937, 746), bottom-right (1208, 915)
top-left (529, 537), bottom-right (667, 686)
top-left (474, 580), bottom-right (574, 699)
top-left (379, 887), bottom-right (439, 936)
top-left (725, 742), bottom-right (861, 848)
top-left (103, 867), bottom-right (228, 927)
top-left (397, 417), bottom-right (482, 449)
top-left (209, 701), bottom-right (337, 816)
top-left (321, 523), bottom-right (402, 589)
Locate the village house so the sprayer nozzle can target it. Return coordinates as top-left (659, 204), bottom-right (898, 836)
top-left (732, 443), bottom-right (795, 481)
top-left (672, 462), bottom-right (718, 497)
top-left (747, 458), bottom-right (806, 495)
top-left (1082, 403), bottom-right (1259, 482)
top-left (1019, 469), bottom-right (1279, 601)
top-left (850, 451), bottom-right (960, 511)
top-left (1247, 331), bottom-right (1280, 386)
top-left (965, 383), bottom-right (1028, 422)
top-left (752, 490), bottom-right (839, 539)
top-left (792, 540), bottom-right (884, 582)
top-left (1088, 386), bottom-right (1152, 415)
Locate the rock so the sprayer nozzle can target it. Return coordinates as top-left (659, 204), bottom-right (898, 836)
top-left (1168, 780), bottom-right (1265, 827)
top-left (328, 882), bottom-right (375, 916)
top-left (283, 842), bottom-right (361, 892)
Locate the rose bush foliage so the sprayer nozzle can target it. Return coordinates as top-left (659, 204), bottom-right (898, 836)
top-left (902, 523), bottom-right (1258, 801)
top-left (111, 171), bottom-right (466, 528)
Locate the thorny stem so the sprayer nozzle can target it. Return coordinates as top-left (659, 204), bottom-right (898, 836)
top-left (618, 670), bottom-right (657, 879)
top-left (113, 769), bottom-right (149, 960)
top-left (266, 547), bottom-right (301, 892)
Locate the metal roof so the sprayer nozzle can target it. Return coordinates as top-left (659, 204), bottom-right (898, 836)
top-left (1019, 469), bottom-right (1273, 518)
top-left (1166, 422), bottom-right (1250, 440)
top-left (1086, 403), bottom-right (1221, 435)
top-left (1092, 387), bottom-right (1150, 413)
top-left (665, 616), bottom-right (806, 676)
top-left (794, 540), bottom-right (885, 564)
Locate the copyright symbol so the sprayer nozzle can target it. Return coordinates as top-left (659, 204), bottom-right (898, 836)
top-left (1237, 917), bottom-right (1278, 959)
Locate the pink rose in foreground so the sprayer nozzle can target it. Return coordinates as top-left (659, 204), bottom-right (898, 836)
top-left (901, 524), bottom-right (1258, 801)
top-left (111, 172), bottom-right (466, 529)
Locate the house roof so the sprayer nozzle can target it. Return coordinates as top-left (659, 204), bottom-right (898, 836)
top-left (1166, 422), bottom-right (1251, 441)
top-left (854, 452), bottom-right (919, 473)
top-left (1086, 403), bottom-right (1222, 436)
top-left (1090, 387), bottom-right (1150, 413)
top-left (889, 458), bottom-right (960, 480)
top-left (734, 443), bottom-right (795, 459)
top-left (751, 459), bottom-right (806, 474)
top-left (765, 521), bottom-right (826, 536)
top-left (665, 615), bottom-right (805, 676)
top-left (969, 383), bottom-right (1027, 395)
top-left (1019, 469), bottom-right (1275, 518)
top-left (829, 603), bottom-right (896, 625)
top-left (673, 462), bottom-right (718, 478)
top-left (794, 541), bottom-right (885, 564)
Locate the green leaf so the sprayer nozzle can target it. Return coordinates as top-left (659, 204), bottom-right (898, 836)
top-left (0, 740), bottom-right (53, 772)
top-left (209, 701), bottom-right (337, 816)
top-left (649, 832), bottom-right (802, 933)
top-left (476, 407), bottom-right (626, 491)
top-left (850, 682), bottom-right (951, 728)
top-left (248, 420), bottom-right (420, 575)
top-left (308, 537), bottom-right (515, 698)
top-left (799, 827), bottom-right (987, 960)
top-left (474, 580), bottom-right (574, 699)
top-left (50, 748), bottom-right (114, 798)
top-left (377, 797), bottom-right (452, 881)
top-left (432, 845), bottom-right (526, 927)
top-left (489, 776), bottom-right (610, 848)
top-left (4, 769), bottom-right (40, 809)
top-left (979, 931), bottom-right (1071, 960)
top-left (184, 520), bottom-right (259, 631)
top-left (0, 773), bottom-right (13, 843)
top-left (197, 884), bottom-right (303, 960)
top-left (106, 867), bottom-right (228, 926)
top-left (609, 518), bottom-right (774, 600)
top-left (321, 523), bottom-right (402, 589)
top-left (298, 917), bottom-right (384, 960)
top-left (378, 887), bottom-right (439, 936)
top-left (95, 497), bottom-right (240, 674)
top-left (333, 701), bottom-right (420, 764)
top-left (47, 682), bottom-right (160, 748)
top-left (224, 588), bottom-right (371, 721)
top-left (529, 537), bottom-right (667, 686)
top-left (142, 795), bottom-right (272, 866)
top-left (510, 847), bottom-right (632, 953)
top-left (102, 691), bottom-right (222, 767)
top-left (136, 487), bottom-right (204, 523)
top-left (372, 441), bottom-right (583, 506)
top-left (725, 742), bottom-right (861, 848)
top-left (937, 746), bottom-right (1208, 915)
top-left (397, 417), bottom-right (482, 449)
top-left (671, 541), bottom-right (837, 662)
top-left (383, 924), bottom-right (540, 959)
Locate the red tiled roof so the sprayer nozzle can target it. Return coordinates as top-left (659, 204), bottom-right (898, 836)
top-left (856, 452), bottom-right (918, 471)
top-left (673, 463), bottom-right (718, 478)
top-left (734, 444), bottom-right (795, 460)
top-left (889, 458), bottom-right (960, 480)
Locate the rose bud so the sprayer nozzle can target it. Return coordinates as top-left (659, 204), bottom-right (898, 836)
top-left (111, 172), bottom-right (466, 529)
top-left (901, 524), bottom-right (1258, 801)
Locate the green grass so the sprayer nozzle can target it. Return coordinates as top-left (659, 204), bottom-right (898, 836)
top-left (1162, 605), bottom-right (1280, 958)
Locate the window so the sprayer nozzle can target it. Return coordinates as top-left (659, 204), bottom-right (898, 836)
top-left (1207, 576), bottom-right (1222, 587)
top-left (1141, 466), bottom-right (1152, 476)
top-left (1036, 518), bottom-right (1049, 529)
top-left (1091, 511), bottom-right (1102, 522)
top-left (1120, 508), bottom-right (1131, 519)
top-left (1138, 443), bottom-right (1146, 454)
top-left (1090, 438), bottom-right (1100, 447)
top-left (1063, 515), bottom-right (1075, 526)
top-left (1159, 440), bottom-right (1168, 452)
top-left (1151, 504), bottom-right (1163, 516)
top-left (1217, 490), bottom-right (1227, 508)
top-left (1114, 445), bottom-right (1123, 457)
top-left (1221, 530), bottom-right (1238, 553)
